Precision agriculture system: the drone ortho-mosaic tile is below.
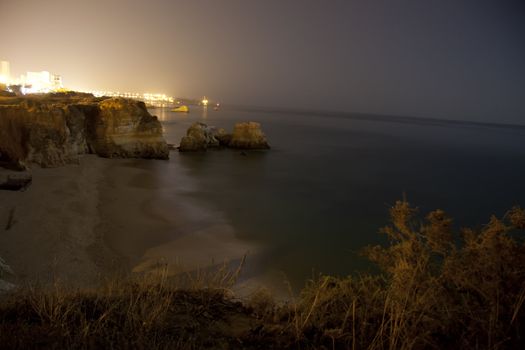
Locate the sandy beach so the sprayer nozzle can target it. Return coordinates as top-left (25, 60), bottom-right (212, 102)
top-left (0, 154), bottom-right (257, 289)
top-left (0, 155), bottom-right (107, 287)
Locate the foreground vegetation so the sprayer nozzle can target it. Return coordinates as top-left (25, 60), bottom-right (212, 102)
top-left (1, 201), bottom-right (524, 349)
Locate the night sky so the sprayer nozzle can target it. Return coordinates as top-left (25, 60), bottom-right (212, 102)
top-left (1, 0), bottom-right (524, 123)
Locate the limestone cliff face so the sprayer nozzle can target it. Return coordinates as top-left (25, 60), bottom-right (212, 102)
top-left (0, 102), bottom-right (81, 169)
top-left (88, 98), bottom-right (168, 159)
top-left (0, 94), bottom-right (168, 169)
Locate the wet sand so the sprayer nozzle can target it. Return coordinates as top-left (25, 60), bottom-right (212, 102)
top-left (97, 156), bottom-right (259, 278)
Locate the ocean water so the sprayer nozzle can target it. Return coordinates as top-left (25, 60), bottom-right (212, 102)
top-left (149, 106), bottom-right (525, 288)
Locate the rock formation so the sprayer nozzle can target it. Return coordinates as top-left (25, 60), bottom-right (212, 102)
top-left (0, 172), bottom-right (32, 191)
top-left (179, 122), bottom-right (219, 151)
top-left (212, 127), bottom-right (232, 146)
top-left (0, 93), bottom-right (169, 169)
top-left (179, 121), bottom-right (269, 152)
top-left (229, 122), bottom-right (270, 149)
top-left (89, 98), bottom-right (168, 158)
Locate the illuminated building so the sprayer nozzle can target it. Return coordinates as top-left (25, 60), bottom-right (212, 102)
top-left (52, 74), bottom-right (63, 90)
top-left (0, 61), bottom-right (10, 84)
top-left (22, 71), bottom-right (64, 93)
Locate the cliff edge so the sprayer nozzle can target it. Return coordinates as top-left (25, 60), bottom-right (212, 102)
top-left (0, 93), bottom-right (169, 169)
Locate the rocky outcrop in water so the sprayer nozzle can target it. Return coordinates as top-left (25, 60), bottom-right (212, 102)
top-left (178, 123), bottom-right (236, 151)
top-left (0, 93), bottom-right (169, 169)
top-left (179, 121), bottom-right (269, 152)
top-left (213, 127), bottom-right (232, 146)
top-left (179, 122), bottom-right (220, 151)
top-left (229, 122), bottom-right (270, 149)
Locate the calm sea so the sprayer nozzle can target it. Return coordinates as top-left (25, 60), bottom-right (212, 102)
top-left (149, 106), bottom-right (525, 288)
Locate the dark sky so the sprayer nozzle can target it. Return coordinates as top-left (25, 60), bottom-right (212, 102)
top-left (1, 0), bottom-right (524, 123)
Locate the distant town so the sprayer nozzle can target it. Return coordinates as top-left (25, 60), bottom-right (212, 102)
top-left (0, 60), bottom-right (212, 107)
top-left (0, 60), bottom-right (63, 95)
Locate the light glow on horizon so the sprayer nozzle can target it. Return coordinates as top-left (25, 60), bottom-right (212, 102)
top-left (86, 90), bottom-right (175, 106)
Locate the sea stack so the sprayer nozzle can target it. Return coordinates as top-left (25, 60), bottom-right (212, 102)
top-left (229, 122), bottom-right (270, 149)
top-left (178, 122), bottom-right (220, 151)
top-left (178, 121), bottom-right (270, 151)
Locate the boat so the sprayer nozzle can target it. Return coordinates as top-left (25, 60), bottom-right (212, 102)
top-left (171, 105), bottom-right (189, 113)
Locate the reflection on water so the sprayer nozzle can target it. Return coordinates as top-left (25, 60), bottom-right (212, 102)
top-left (151, 107), bottom-right (171, 121)
top-left (153, 105), bottom-right (209, 122)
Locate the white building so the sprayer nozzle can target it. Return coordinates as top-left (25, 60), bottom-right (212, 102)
top-left (23, 71), bottom-right (64, 93)
top-left (52, 74), bottom-right (62, 89)
top-left (0, 60), bottom-right (64, 93)
top-left (0, 61), bottom-right (10, 84)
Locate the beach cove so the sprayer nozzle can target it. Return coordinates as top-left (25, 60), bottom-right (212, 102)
top-left (2, 101), bottom-right (525, 295)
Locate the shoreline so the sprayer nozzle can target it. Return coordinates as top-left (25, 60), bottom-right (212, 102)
top-left (97, 156), bottom-right (264, 292)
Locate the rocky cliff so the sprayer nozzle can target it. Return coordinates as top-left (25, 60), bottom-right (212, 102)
top-left (0, 93), bottom-right (169, 169)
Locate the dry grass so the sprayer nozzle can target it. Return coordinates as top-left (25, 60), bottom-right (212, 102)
top-left (1, 201), bottom-right (524, 349)
top-left (0, 262), bottom-right (253, 349)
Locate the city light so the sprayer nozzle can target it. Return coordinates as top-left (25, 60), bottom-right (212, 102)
top-left (0, 60), bottom-right (63, 93)
top-left (22, 71), bottom-right (63, 94)
top-left (0, 60), bottom-right (194, 108)
top-left (87, 90), bottom-right (175, 106)
top-left (0, 61), bottom-right (10, 85)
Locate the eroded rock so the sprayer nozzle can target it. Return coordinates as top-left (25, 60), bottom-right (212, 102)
top-left (179, 122), bottom-right (221, 152)
top-left (212, 127), bottom-right (232, 146)
top-left (229, 122), bottom-right (270, 149)
top-left (0, 94), bottom-right (169, 169)
top-left (89, 98), bottom-right (169, 159)
top-left (0, 173), bottom-right (32, 191)
top-left (178, 121), bottom-right (269, 151)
